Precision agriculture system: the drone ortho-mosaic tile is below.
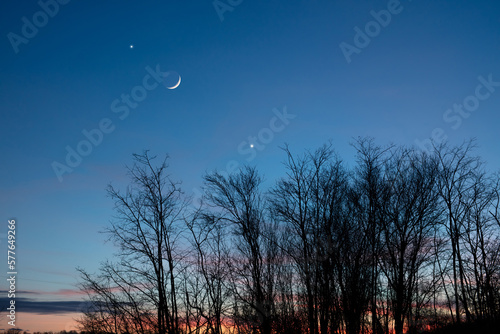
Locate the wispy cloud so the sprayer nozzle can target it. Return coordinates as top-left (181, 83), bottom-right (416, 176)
top-left (0, 297), bottom-right (90, 315)
top-left (0, 289), bottom-right (41, 295)
top-left (52, 288), bottom-right (88, 296)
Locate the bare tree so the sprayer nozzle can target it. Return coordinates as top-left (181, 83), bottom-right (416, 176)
top-left (77, 262), bottom-right (156, 334)
top-left (377, 148), bottom-right (441, 334)
top-left (184, 212), bottom-right (233, 334)
top-left (351, 137), bottom-right (393, 334)
top-left (434, 140), bottom-right (484, 323)
top-left (270, 144), bottom-right (355, 334)
top-left (269, 145), bottom-right (328, 334)
top-left (77, 141), bottom-right (500, 334)
top-left (203, 166), bottom-right (276, 334)
top-left (79, 151), bottom-right (187, 334)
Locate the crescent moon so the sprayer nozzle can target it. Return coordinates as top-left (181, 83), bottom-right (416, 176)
top-left (164, 72), bottom-right (181, 90)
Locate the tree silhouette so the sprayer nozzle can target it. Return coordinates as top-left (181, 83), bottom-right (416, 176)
top-left (78, 140), bottom-right (500, 334)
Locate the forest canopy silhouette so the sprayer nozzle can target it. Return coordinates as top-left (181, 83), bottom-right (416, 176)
top-left (77, 138), bottom-right (500, 334)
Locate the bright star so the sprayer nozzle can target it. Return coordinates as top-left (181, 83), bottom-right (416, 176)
top-left (130, 45), bottom-right (134, 49)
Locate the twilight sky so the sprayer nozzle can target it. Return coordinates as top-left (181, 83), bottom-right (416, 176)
top-left (1, 0), bottom-right (500, 331)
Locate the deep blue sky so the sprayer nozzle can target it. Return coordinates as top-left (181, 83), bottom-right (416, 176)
top-left (1, 0), bottom-right (500, 330)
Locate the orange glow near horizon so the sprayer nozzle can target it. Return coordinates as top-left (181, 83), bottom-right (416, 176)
top-left (11, 302), bottom-right (455, 333)
top-left (6, 312), bottom-right (80, 332)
